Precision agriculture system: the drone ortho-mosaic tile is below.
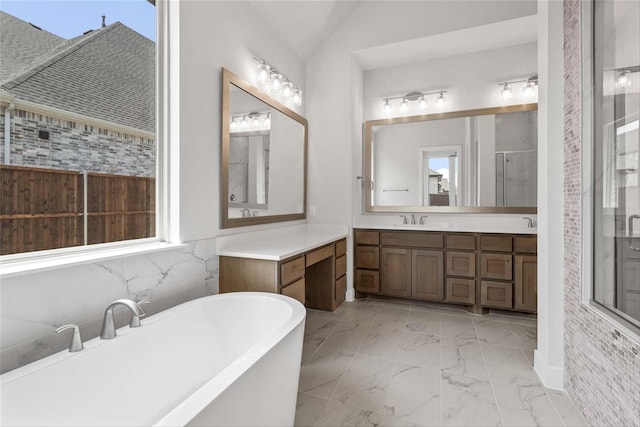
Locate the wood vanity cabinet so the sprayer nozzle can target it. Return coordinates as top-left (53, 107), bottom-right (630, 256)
top-left (354, 229), bottom-right (537, 314)
top-left (220, 237), bottom-right (347, 312)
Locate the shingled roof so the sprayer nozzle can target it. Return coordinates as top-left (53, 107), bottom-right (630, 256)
top-left (0, 12), bottom-right (65, 81)
top-left (0, 11), bottom-right (155, 133)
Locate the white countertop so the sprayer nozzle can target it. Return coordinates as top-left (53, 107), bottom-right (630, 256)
top-left (353, 215), bottom-right (537, 235)
top-left (216, 224), bottom-right (349, 261)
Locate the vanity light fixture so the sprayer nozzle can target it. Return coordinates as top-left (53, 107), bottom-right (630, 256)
top-left (230, 111), bottom-right (271, 132)
top-left (382, 90), bottom-right (447, 114)
top-left (253, 57), bottom-right (302, 107)
top-left (616, 70), bottom-right (632, 88)
top-left (498, 75), bottom-right (538, 101)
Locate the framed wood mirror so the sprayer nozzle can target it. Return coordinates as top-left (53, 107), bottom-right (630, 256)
top-left (364, 103), bottom-right (538, 214)
top-left (221, 68), bottom-right (307, 228)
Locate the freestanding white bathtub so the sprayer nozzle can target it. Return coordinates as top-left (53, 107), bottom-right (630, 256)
top-left (0, 292), bottom-right (306, 426)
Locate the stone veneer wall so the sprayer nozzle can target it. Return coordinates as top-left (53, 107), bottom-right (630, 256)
top-left (0, 108), bottom-right (155, 177)
top-left (563, 1), bottom-right (640, 426)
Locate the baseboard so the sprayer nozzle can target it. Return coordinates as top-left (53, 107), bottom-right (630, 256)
top-left (346, 287), bottom-right (355, 302)
top-left (534, 349), bottom-right (564, 390)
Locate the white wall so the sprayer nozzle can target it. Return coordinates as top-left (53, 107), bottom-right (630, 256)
top-left (534, 0), bottom-right (565, 390)
top-left (0, 0), bottom-right (306, 374)
top-left (363, 42), bottom-right (538, 122)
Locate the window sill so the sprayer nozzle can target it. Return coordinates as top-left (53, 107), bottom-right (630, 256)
top-left (0, 241), bottom-right (187, 278)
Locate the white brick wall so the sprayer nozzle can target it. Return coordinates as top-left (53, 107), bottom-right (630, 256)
top-left (0, 108), bottom-right (155, 177)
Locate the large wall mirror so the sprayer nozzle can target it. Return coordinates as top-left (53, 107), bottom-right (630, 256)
top-left (221, 68), bottom-right (307, 228)
top-left (364, 104), bottom-right (538, 213)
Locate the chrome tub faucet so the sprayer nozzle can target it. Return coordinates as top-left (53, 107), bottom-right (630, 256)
top-left (100, 299), bottom-right (146, 340)
top-left (56, 324), bottom-right (84, 352)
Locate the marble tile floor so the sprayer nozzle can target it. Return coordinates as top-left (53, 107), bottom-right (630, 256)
top-left (296, 299), bottom-right (588, 427)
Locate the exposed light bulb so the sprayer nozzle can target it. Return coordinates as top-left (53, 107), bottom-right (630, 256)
top-left (282, 81), bottom-right (292, 98)
top-left (252, 116), bottom-right (259, 127)
top-left (522, 82), bottom-right (536, 99)
top-left (257, 63), bottom-right (270, 84)
top-left (382, 99), bottom-right (392, 114)
top-left (400, 97), bottom-right (409, 112)
top-left (271, 73), bottom-right (282, 91)
top-left (240, 116), bottom-right (248, 128)
top-left (437, 91), bottom-right (446, 107)
top-left (263, 113), bottom-right (271, 127)
top-left (616, 70), bottom-right (631, 88)
top-left (230, 118), bottom-right (237, 130)
top-left (418, 95), bottom-right (427, 110)
top-left (292, 88), bottom-right (302, 106)
top-left (500, 83), bottom-right (513, 100)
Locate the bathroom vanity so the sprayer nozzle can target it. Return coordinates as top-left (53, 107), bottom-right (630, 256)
top-left (218, 224), bottom-right (348, 311)
top-left (354, 227), bottom-right (537, 314)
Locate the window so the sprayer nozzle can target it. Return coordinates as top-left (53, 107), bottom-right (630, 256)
top-left (0, 1), bottom-right (158, 256)
top-left (588, 0), bottom-right (640, 329)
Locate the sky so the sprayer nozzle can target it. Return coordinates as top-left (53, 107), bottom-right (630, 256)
top-left (0, 0), bottom-right (156, 41)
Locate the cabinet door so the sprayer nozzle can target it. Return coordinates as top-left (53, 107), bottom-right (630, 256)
top-left (515, 255), bottom-right (537, 312)
top-left (381, 248), bottom-right (412, 297)
top-left (356, 246), bottom-right (379, 269)
top-left (480, 253), bottom-right (513, 280)
top-left (356, 269), bottom-right (379, 294)
top-left (412, 250), bottom-right (444, 301)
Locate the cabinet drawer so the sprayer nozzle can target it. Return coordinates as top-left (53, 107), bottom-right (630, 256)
top-left (355, 230), bottom-right (379, 245)
top-left (281, 278), bottom-right (305, 305)
top-left (336, 239), bottom-right (347, 257)
top-left (446, 278), bottom-right (476, 304)
top-left (356, 269), bottom-right (379, 293)
top-left (335, 254), bottom-right (347, 279)
top-left (380, 231), bottom-right (444, 249)
top-left (446, 251), bottom-right (476, 277)
top-left (515, 237), bottom-right (537, 254)
top-left (480, 253), bottom-right (513, 280)
top-left (481, 280), bottom-right (513, 309)
top-left (306, 244), bottom-right (334, 267)
top-left (356, 246), bottom-right (379, 269)
top-left (480, 235), bottom-right (513, 252)
top-left (280, 256), bottom-right (305, 285)
top-left (446, 234), bottom-right (476, 251)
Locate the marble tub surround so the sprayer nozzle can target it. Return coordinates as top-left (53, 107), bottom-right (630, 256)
top-left (353, 214), bottom-right (537, 234)
top-left (0, 238), bottom-right (217, 374)
top-left (295, 299), bottom-right (587, 427)
top-left (217, 223), bottom-right (348, 260)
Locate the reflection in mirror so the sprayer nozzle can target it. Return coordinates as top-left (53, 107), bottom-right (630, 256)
top-left (365, 104), bottom-right (537, 213)
top-left (222, 68), bottom-right (307, 228)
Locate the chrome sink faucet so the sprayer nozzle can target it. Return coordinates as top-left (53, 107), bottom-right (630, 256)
top-left (100, 299), bottom-right (145, 340)
top-left (241, 208), bottom-right (251, 218)
top-left (523, 217), bottom-right (535, 228)
top-left (410, 213), bottom-right (416, 225)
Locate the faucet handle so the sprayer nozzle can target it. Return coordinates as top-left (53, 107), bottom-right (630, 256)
top-left (55, 324), bottom-right (84, 352)
top-left (130, 299), bottom-right (150, 328)
top-left (400, 215), bottom-right (408, 224)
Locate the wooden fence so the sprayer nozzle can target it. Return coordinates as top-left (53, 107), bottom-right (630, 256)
top-left (0, 165), bottom-right (155, 255)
